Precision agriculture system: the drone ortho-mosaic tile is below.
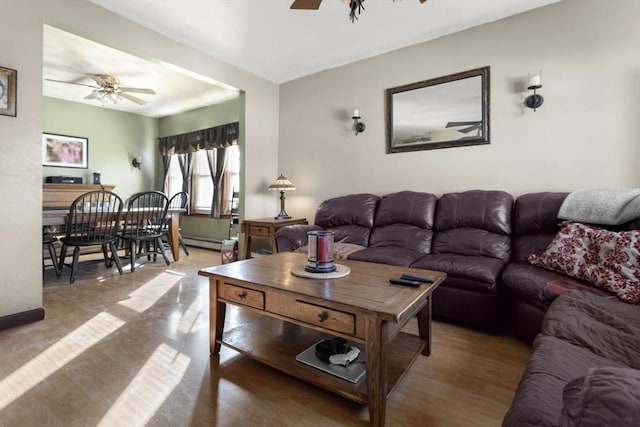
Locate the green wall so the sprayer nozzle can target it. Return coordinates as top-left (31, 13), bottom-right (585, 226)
top-left (42, 97), bottom-right (158, 200)
top-left (158, 95), bottom-right (244, 243)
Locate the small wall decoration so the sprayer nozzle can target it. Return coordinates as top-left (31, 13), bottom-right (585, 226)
top-left (386, 66), bottom-right (490, 153)
top-left (42, 133), bottom-right (89, 169)
top-left (0, 66), bottom-right (17, 117)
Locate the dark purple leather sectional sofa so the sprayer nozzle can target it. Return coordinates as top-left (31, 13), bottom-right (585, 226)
top-left (275, 189), bottom-right (640, 426)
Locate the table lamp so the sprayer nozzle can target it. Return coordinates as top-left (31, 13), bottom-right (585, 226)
top-left (268, 173), bottom-right (296, 219)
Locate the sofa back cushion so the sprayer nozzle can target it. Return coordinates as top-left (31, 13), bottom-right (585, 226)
top-left (369, 191), bottom-right (437, 252)
top-left (512, 192), bottom-right (568, 261)
top-left (432, 190), bottom-right (513, 260)
top-left (315, 193), bottom-right (379, 246)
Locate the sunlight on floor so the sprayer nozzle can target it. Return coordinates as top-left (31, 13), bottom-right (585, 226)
top-left (0, 312), bottom-right (125, 411)
top-left (175, 294), bottom-right (208, 334)
top-left (96, 342), bottom-right (191, 427)
top-left (118, 270), bottom-right (185, 313)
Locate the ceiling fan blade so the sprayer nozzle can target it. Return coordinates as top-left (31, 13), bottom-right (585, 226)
top-left (87, 74), bottom-right (108, 87)
top-left (119, 92), bottom-right (146, 105)
top-left (84, 92), bottom-right (98, 100)
top-left (45, 78), bottom-right (99, 89)
top-left (119, 87), bottom-right (156, 95)
top-left (290, 0), bottom-right (322, 10)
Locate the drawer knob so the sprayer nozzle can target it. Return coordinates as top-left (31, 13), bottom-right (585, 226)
top-left (236, 291), bottom-right (247, 300)
top-left (317, 312), bottom-right (328, 322)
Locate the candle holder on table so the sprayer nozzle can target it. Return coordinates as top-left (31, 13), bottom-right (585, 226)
top-left (305, 230), bottom-right (336, 273)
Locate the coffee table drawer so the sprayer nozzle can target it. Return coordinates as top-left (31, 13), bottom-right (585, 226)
top-left (295, 300), bottom-right (355, 335)
top-left (218, 283), bottom-right (264, 310)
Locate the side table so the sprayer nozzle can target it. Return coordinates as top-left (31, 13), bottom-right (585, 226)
top-left (241, 217), bottom-right (308, 259)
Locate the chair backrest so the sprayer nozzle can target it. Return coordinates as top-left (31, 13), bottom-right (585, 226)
top-left (168, 191), bottom-right (189, 220)
top-left (65, 190), bottom-right (123, 242)
top-left (121, 191), bottom-right (169, 238)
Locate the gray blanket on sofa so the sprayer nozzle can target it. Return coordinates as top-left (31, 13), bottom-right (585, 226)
top-left (558, 188), bottom-right (640, 225)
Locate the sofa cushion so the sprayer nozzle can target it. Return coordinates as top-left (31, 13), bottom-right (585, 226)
top-left (501, 261), bottom-right (607, 311)
top-left (293, 242), bottom-right (366, 260)
top-left (541, 291), bottom-right (640, 368)
top-left (502, 334), bottom-right (629, 427)
top-left (432, 228), bottom-right (510, 260)
top-left (529, 222), bottom-right (640, 303)
top-left (347, 246), bottom-right (425, 267)
top-left (511, 192), bottom-right (568, 261)
top-left (411, 253), bottom-right (506, 293)
top-left (435, 189), bottom-right (513, 235)
top-left (560, 366), bottom-right (640, 427)
top-left (369, 191), bottom-right (436, 253)
top-left (314, 193), bottom-right (380, 246)
top-left (432, 190), bottom-right (513, 262)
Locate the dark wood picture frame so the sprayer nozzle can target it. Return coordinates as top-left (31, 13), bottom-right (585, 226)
top-left (0, 66), bottom-right (17, 117)
top-left (386, 66), bottom-right (490, 153)
top-left (42, 133), bottom-right (89, 169)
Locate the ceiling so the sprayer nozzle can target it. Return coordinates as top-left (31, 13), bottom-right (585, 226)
top-left (44, 0), bottom-right (561, 117)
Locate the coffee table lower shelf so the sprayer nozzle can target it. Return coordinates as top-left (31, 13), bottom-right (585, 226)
top-left (219, 315), bottom-right (425, 405)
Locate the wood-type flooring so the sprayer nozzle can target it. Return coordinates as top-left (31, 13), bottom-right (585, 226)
top-left (0, 247), bottom-right (531, 426)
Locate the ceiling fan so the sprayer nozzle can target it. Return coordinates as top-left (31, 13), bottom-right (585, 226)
top-left (45, 74), bottom-right (156, 105)
top-left (291, 0), bottom-right (427, 22)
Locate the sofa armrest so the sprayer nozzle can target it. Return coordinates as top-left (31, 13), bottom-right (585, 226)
top-left (275, 224), bottom-right (322, 252)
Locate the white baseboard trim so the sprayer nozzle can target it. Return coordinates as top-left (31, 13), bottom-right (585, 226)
top-left (183, 236), bottom-right (223, 251)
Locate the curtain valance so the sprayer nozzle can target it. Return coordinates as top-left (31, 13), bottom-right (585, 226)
top-left (158, 121), bottom-right (239, 155)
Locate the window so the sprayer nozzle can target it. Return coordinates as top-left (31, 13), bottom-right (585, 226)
top-left (165, 156), bottom-right (183, 200)
top-left (222, 145), bottom-right (240, 215)
top-left (164, 145), bottom-right (240, 216)
top-left (192, 150), bottom-right (214, 213)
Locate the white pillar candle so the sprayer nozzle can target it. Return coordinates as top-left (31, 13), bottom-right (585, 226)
top-left (528, 72), bottom-right (542, 87)
top-left (352, 107), bottom-right (360, 117)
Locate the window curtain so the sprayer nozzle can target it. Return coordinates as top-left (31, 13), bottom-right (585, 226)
top-left (177, 153), bottom-right (192, 193)
top-left (206, 148), bottom-right (227, 218)
top-left (158, 122), bottom-right (238, 155)
top-left (161, 155), bottom-right (171, 193)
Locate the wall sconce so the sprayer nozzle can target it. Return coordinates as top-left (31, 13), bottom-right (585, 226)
top-left (268, 173), bottom-right (296, 219)
top-left (525, 71), bottom-right (544, 112)
top-left (132, 156), bottom-right (142, 169)
top-left (352, 106), bottom-right (366, 135)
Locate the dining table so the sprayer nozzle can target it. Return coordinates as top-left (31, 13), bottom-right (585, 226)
top-left (42, 207), bottom-right (186, 262)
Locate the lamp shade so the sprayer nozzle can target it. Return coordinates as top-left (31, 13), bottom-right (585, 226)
top-left (268, 174), bottom-right (296, 192)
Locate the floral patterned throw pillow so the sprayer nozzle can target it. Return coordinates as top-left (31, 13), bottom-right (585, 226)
top-left (529, 222), bottom-right (640, 303)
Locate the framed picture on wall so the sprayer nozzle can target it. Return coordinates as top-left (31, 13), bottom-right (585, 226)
top-left (42, 133), bottom-right (89, 169)
top-left (0, 66), bottom-right (17, 117)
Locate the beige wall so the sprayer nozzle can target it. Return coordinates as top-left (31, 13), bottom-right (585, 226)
top-left (1, 0), bottom-right (279, 319)
top-left (279, 0), bottom-right (640, 223)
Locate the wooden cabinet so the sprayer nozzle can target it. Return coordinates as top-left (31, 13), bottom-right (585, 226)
top-left (43, 183), bottom-right (115, 209)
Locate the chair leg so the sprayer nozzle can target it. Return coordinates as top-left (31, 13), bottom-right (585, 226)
top-left (130, 240), bottom-right (137, 273)
top-left (59, 244), bottom-right (68, 274)
top-left (102, 244), bottom-right (113, 268)
top-left (156, 237), bottom-right (171, 266)
top-left (70, 246), bottom-right (80, 284)
top-left (178, 233), bottom-right (189, 256)
top-left (47, 242), bottom-right (61, 277)
top-left (109, 242), bottom-right (123, 275)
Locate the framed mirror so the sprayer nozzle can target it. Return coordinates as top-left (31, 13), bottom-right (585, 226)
top-left (386, 66), bottom-right (490, 153)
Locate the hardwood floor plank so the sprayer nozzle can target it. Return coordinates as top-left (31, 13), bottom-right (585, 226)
top-left (0, 248), bottom-right (530, 426)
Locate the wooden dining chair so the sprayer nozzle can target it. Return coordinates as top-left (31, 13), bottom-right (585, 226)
top-left (119, 191), bottom-right (171, 272)
top-left (59, 190), bottom-right (124, 283)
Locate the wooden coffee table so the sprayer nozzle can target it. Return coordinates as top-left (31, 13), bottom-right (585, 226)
top-left (199, 252), bottom-right (446, 427)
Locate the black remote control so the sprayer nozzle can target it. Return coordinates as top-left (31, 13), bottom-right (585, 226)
top-left (389, 278), bottom-right (421, 287)
top-left (400, 273), bottom-right (435, 283)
